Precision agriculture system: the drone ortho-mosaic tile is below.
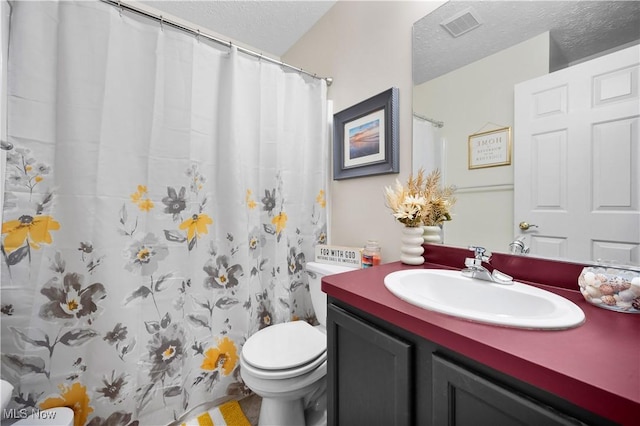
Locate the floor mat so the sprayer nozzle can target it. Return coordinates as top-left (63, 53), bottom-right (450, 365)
top-left (180, 399), bottom-right (251, 426)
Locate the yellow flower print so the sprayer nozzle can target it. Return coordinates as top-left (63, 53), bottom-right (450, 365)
top-left (246, 189), bottom-right (257, 210)
top-left (272, 212), bottom-right (287, 235)
top-left (130, 185), bottom-right (147, 203)
top-left (137, 198), bottom-right (154, 212)
top-left (2, 215), bottom-right (60, 253)
top-left (40, 382), bottom-right (93, 426)
top-left (131, 185), bottom-right (154, 211)
top-left (201, 337), bottom-right (239, 376)
top-left (316, 190), bottom-right (326, 208)
top-left (35, 175), bottom-right (44, 183)
top-left (179, 213), bottom-right (213, 242)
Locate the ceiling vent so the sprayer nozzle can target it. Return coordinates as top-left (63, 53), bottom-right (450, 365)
top-left (440, 8), bottom-right (482, 38)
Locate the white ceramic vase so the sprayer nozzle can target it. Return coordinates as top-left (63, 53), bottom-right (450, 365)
top-left (422, 225), bottom-right (442, 244)
top-left (400, 226), bottom-right (425, 265)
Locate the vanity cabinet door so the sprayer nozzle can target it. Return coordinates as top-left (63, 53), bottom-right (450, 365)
top-left (432, 355), bottom-right (583, 426)
top-left (327, 303), bottom-right (413, 426)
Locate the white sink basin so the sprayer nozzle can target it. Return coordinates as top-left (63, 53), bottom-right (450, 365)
top-left (384, 269), bottom-right (585, 330)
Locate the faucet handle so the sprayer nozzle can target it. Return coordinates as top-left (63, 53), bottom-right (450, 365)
top-left (468, 246), bottom-right (490, 262)
top-left (468, 245), bottom-right (485, 257)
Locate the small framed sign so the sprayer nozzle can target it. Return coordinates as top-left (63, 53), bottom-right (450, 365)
top-left (468, 127), bottom-right (512, 169)
top-left (314, 245), bottom-right (362, 268)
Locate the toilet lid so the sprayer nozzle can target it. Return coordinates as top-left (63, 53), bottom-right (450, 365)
top-left (242, 321), bottom-right (326, 370)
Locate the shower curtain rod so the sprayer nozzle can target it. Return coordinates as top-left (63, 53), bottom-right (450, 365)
top-left (413, 113), bottom-right (444, 128)
top-left (100, 0), bottom-right (333, 86)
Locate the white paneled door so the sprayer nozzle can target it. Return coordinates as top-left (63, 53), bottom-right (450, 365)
top-left (514, 45), bottom-right (640, 265)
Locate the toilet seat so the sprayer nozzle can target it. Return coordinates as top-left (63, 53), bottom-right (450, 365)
top-left (241, 349), bottom-right (326, 380)
top-left (242, 321), bottom-right (326, 374)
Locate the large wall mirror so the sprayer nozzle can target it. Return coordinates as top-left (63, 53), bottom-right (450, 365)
top-left (412, 0), bottom-right (640, 266)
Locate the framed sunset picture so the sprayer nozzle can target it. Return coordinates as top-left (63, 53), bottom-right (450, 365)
top-left (333, 88), bottom-right (399, 180)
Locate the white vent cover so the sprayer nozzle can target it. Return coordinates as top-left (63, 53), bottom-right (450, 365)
top-left (440, 8), bottom-right (482, 38)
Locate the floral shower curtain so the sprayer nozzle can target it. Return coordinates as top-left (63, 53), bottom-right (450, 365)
top-left (0, 1), bottom-right (328, 425)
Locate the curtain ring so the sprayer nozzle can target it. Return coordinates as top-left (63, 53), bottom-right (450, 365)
top-left (196, 29), bottom-right (200, 43)
top-left (118, 0), bottom-right (122, 17)
top-left (160, 15), bottom-right (164, 31)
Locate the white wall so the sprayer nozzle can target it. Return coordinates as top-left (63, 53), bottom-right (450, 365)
top-left (413, 32), bottom-right (550, 253)
top-left (283, 1), bottom-right (441, 262)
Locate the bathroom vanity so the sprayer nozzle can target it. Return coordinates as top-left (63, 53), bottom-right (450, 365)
top-left (322, 245), bottom-right (639, 425)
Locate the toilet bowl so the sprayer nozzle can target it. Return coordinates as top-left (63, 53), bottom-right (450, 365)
top-left (240, 261), bottom-right (357, 426)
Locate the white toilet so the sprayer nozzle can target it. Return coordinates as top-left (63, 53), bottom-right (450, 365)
top-left (240, 261), bottom-right (357, 426)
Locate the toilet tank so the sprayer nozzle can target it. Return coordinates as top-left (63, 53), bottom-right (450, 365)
top-left (305, 261), bottom-right (358, 327)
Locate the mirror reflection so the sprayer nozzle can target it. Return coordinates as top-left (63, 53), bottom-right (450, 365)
top-left (412, 0), bottom-right (640, 266)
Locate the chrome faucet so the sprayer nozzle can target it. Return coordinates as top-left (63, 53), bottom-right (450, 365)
top-left (509, 237), bottom-right (530, 255)
top-left (461, 246), bottom-right (513, 285)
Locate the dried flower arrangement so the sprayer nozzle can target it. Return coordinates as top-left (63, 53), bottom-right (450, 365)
top-left (384, 168), bottom-right (456, 227)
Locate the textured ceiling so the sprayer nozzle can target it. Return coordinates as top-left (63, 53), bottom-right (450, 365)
top-left (136, 1), bottom-right (639, 82)
top-left (414, 0), bottom-right (640, 84)
top-left (140, 0), bottom-right (336, 57)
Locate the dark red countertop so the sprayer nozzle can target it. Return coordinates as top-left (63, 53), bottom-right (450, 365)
top-left (321, 244), bottom-right (640, 425)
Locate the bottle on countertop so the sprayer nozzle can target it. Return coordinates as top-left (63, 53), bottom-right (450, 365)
top-left (362, 240), bottom-right (381, 268)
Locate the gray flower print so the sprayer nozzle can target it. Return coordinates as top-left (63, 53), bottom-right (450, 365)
top-left (86, 412), bottom-right (138, 426)
top-left (147, 323), bottom-right (186, 383)
top-left (161, 186), bottom-right (187, 220)
top-left (287, 247), bottom-right (305, 276)
top-left (123, 233), bottom-right (169, 276)
top-left (1, 304), bottom-right (14, 315)
top-left (261, 189), bottom-right (276, 214)
top-left (39, 273), bottom-right (106, 321)
top-left (185, 165), bottom-right (206, 193)
top-left (34, 163), bottom-right (51, 175)
top-left (78, 242), bottom-right (93, 254)
top-left (257, 302), bottom-right (273, 330)
top-left (203, 255), bottom-right (243, 289)
top-left (316, 225), bottom-right (327, 245)
top-left (96, 370), bottom-right (129, 403)
top-left (104, 323), bottom-right (128, 345)
top-left (248, 227), bottom-right (266, 259)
